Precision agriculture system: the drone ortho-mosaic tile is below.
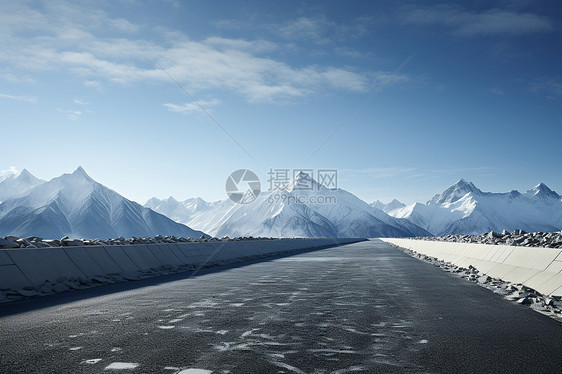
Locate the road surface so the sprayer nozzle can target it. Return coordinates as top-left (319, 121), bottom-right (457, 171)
top-left (1, 239), bottom-right (561, 373)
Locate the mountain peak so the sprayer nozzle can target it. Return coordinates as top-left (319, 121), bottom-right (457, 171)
top-left (454, 178), bottom-right (475, 188)
top-left (0, 168), bottom-right (45, 201)
top-left (371, 198), bottom-right (406, 213)
top-left (431, 179), bottom-right (481, 205)
top-left (18, 168), bottom-right (32, 177)
top-left (283, 171), bottom-right (319, 192)
top-left (527, 182), bottom-right (559, 199)
top-left (15, 168), bottom-right (42, 183)
top-left (73, 166), bottom-right (87, 175)
top-left (69, 166), bottom-right (93, 181)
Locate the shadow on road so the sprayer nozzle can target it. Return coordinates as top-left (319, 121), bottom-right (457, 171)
top-left (0, 241), bottom-right (366, 317)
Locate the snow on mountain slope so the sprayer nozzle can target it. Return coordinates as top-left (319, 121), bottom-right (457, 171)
top-left (0, 167), bottom-right (207, 239)
top-left (371, 199), bottom-right (405, 213)
top-left (147, 172), bottom-right (430, 238)
top-left (388, 179), bottom-right (562, 235)
top-left (0, 169), bottom-right (45, 202)
top-left (144, 196), bottom-right (217, 225)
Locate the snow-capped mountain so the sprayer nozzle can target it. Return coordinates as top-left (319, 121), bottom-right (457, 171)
top-left (146, 172), bottom-right (430, 238)
top-left (0, 167), bottom-right (207, 239)
top-left (0, 169), bottom-right (45, 203)
top-left (144, 196), bottom-right (215, 225)
top-left (389, 179), bottom-right (562, 235)
top-left (371, 199), bottom-right (406, 213)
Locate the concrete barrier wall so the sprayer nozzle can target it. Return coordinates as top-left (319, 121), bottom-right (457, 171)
top-left (381, 238), bottom-right (562, 297)
top-left (0, 238), bottom-right (363, 292)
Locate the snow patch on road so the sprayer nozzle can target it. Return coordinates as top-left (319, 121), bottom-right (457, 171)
top-left (104, 362), bottom-right (139, 370)
top-left (82, 358), bottom-right (102, 364)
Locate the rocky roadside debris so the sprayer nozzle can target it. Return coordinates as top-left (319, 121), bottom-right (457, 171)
top-left (0, 235), bottom-right (283, 249)
top-left (389, 244), bottom-right (562, 322)
top-left (415, 230), bottom-right (562, 248)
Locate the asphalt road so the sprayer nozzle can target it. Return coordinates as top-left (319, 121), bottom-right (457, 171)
top-left (1, 239), bottom-right (561, 373)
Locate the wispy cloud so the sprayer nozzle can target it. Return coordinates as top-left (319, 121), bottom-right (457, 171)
top-left (163, 99), bottom-right (221, 114)
top-left (0, 2), bottom-right (402, 103)
top-left (58, 108), bottom-right (82, 120)
top-left (1, 73), bottom-right (35, 84)
top-left (0, 93), bottom-right (36, 102)
top-left (402, 5), bottom-right (552, 36)
top-left (530, 78), bottom-right (562, 98)
top-left (334, 47), bottom-right (365, 59)
top-left (73, 97), bottom-right (88, 105)
top-left (84, 80), bottom-right (102, 90)
top-left (0, 2), bottom-right (398, 104)
top-left (107, 18), bottom-right (139, 33)
top-left (275, 15), bottom-right (374, 44)
top-left (489, 86), bottom-right (505, 95)
top-left (278, 16), bottom-right (332, 43)
top-left (0, 166), bottom-right (18, 177)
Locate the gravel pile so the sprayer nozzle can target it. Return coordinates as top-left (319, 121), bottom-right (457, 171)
top-left (415, 230), bottom-right (562, 248)
top-left (390, 244), bottom-right (562, 322)
top-left (0, 235), bottom-right (282, 249)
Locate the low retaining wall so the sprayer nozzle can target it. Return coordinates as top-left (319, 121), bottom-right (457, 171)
top-left (381, 238), bottom-right (562, 297)
top-left (0, 238), bottom-right (364, 296)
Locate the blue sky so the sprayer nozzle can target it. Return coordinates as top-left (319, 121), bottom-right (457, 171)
top-left (1, 0), bottom-right (561, 205)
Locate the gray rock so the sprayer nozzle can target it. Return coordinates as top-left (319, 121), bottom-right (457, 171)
top-left (0, 238), bottom-right (20, 248)
top-left (487, 231), bottom-right (500, 239)
top-left (39, 284), bottom-right (54, 293)
top-left (52, 283), bottom-right (69, 293)
top-left (477, 275), bottom-right (491, 284)
top-left (16, 238), bottom-right (31, 247)
top-left (16, 289), bottom-right (40, 297)
top-left (61, 239), bottom-right (84, 246)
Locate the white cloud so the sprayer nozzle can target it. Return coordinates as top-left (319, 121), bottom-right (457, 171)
top-left (402, 5), bottom-right (552, 36)
top-left (489, 86), bottom-right (505, 95)
top-left (84, 80), bottom-right (102, 90)
top-left (275, 15), bottom-right (374, 44)
top-left (107, 18), bottom-right (139, 33)
top-left (163, 99), bottom-right (221, 114)
top-left (58, 108), bottom-right (82, 120)
top-left (0, 93), bottom-right (36, 102)
top-left (73, 97), bottom-right (88, 105)
top-left (530, 78), bottom-right (562, 97)
top-left (0, 166), bottom-right (18, 177)
top-left (278, 16), bottom-right (332, 42)
top-left (334, 47), bottom-right (364, 58)
top-left (2, 73), bottom-right (35, 84)
top-left (204, 37), bottom-right (277, 53)
top-left (0, 2), bottom-right (405, 104)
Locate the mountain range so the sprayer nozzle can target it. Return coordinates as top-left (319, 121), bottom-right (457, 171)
top-left (2, 167), bottom-right (560, 239)
top-left (387, 179), bottom-right (562, 235)
top-left (0, 167), bottom-right (206, 239)
top-left (146, 172), bottom-right (430, 238)
top-left (370, 199), bottom-right (406, 213)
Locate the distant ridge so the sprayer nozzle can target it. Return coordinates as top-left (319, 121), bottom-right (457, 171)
top-left (389, 180), bottom-right (562, 235)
